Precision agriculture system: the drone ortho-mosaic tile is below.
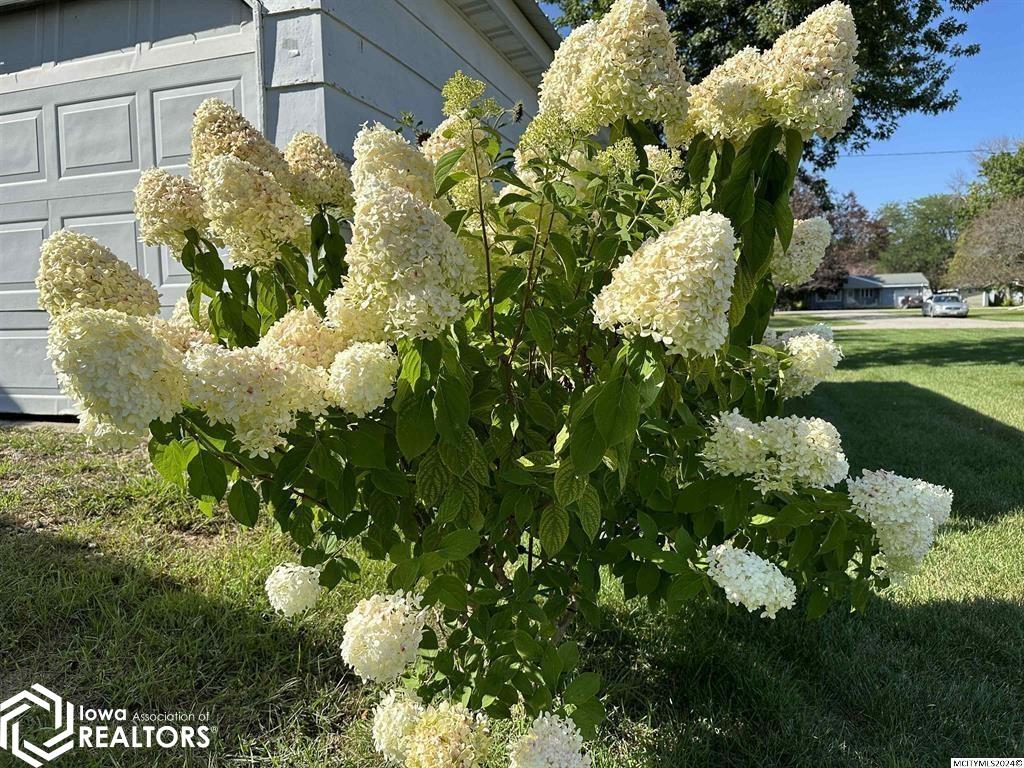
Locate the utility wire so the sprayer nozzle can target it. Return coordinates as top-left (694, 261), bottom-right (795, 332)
top-left (838, 148), bottom-right (1001, 158)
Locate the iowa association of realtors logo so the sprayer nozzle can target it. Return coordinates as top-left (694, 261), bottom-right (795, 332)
top-left (0, 685), bottom-right (75, 767)
top-left (0, 684), bottom-right (213, 766)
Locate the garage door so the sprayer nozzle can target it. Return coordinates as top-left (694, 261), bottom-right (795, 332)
top-left (0, 0), bottom-right (259, 415)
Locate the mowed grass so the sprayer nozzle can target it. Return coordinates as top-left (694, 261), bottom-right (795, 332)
top-left (767, 312), bottom-right (863, 329)
top-left (1, 327), bottom-right (1022, 766)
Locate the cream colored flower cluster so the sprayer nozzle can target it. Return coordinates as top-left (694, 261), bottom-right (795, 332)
top-left (509, 713), bottom-right (591, 768)
top-left (707, 542), bottom-right (797, 619)
top-left (667, 47), bottom-right (769, 147)
top-left (325, 341), bottom-right (399, 418)
top-left (264, 563), bottom-right (321, 618)
top-left (284, 131), bottom-right (355, 216)
top-left (372, 690), bottom-right (426, 765)
top-left (848, 469), bottom-right (953, 582)
top-left (257, 306), bottom-right (348, 369)
top-left (773, 217), bottom-right (832, 286)
top-left (539, 0), bottom-right (688, 134)
top-left (77, 408), bottom-right (146, 452)
top-left (47, 308), bottom-right (186, 441)
top-left (405, 701), bottom-right (490, 768)
top-left (777, 332), bottom-right (843, 398)
top-left (183, 344), bottom-right (326, 457)
top-left (340, 591), bottom-right (427, 683)
top-left (350, 123), bottom-right (435, 205)
top-left (149, 296), bottom-right (213, 353)
top-left (704, 410), bottom-right (849, 494)
top-left (422, 114), bottom-right (493, 210)
top-left (643, 145), bottom-right (682, 181)
top-left (200, 154), bottom-right (308, 270)
top-left (190, 98), bottom-right (292, 189)
top-left (762, 2), bottom-right (859, 140)
top-left (595, 138), bottom-right (639, 178)
top-left (593, 211), bottom-right (737, 357)
top-left (36, 230), bottom-right (160, 318)
top-left (133, 168), bottom-right (208, 251)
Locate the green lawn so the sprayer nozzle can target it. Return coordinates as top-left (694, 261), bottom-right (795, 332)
top-left (963, 306), bottom-right (1024, 322)
top-left (768, 312), bottom-right (864, 329)
top-left (2, 327), bottom-right (1022, 766)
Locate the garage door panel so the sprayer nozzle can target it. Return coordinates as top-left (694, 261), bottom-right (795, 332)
top-left (0, 109), bottom-right (46, 183)
top-left (0, 220), bottom-right (49, 311)
top-left (153, 79), bottom-right (242, 167)
top-left (57, 94), bottom-right (140, 177)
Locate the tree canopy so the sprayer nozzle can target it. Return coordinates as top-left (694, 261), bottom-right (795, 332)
top-left (947, 199), bottom-right (1024, 288)
top-left (552, 0), bottom-right (985, 169)
top-left (960, 141), bottom-right (1024, 222)
top-left (876, 194), bottom-right (961, 287)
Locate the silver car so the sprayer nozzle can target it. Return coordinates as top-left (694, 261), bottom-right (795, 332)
top-left (922, 294), bottom-right (969, 317)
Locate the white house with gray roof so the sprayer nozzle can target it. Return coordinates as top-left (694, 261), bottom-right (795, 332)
top-left (0, 0), bottom-right (559, 415)
top-left (807, 272), bottom-right (932, 310)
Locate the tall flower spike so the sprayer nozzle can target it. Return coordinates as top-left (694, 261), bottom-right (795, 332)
top-left (36, 230), bottom-right (160, 318)
top-left (707, 543), bottom-right (797, 619)
top-left (593, 211), bottom-right (737, 357)
top-left (284, 131), bottom-right (355, 216)
top-left (773, 217), bottom-right (832, 286)
top-left (200, 155), bottom-right (308, 270)
top-left (258, 306), bottom-right (350, 370)
top-left (133, 168), bottom-right (209, 251)
top-left (190, 98), bottom-right (292, 188)
top-left (350, 123), bottom-right (435, 205)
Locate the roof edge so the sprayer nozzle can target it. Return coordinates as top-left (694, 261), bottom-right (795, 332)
top-left (511, 0), bottom-right (562, 51)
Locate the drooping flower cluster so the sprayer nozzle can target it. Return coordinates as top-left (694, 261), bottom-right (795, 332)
top-left (340, 592), bottom-right (427, 683)
top-left (762, 1), bottom-right (859, 139)
top-left (509, 713), bottom-right (591, 768)
top-left (539, 0), bottom-right (688, 134)
top-left (777, 332), bottom-right (843, 398)
top-left (350, 123), bottom-right (435, 205)
top-left (264, 563), bottom-right (321, 618)
top-left (183, 344), bottom-right (326, 457)
top-left (772, 217), bottom-right (832, 286)
top-left (326, 342), bottom-right (399, 417)
top-left (189, 98), bottom-right (292, 188)
top-left (706, 542), bottom-right (797, 619)
top-left (36, 230), bottom-right (160, 318)
top-left (704, 411), bottom-right (849, 493)
top-left (593, 211), bottom-right (737, 356)
top-left (149, 295), bottom-right (213, 352)
top-left (257, 306), bottom-right (349, 369)
top-left (284, 131), bottom-right (355, 215)
top-left (133, 168), bottom-right (209, 250)
top-left (47, 308), bottom-right (185, 441)
top-left (200, 155), bottom-right (308, 270)
top-left (405, 701), bottom-right (490, 768)
top-left (77, 408), bottom-right (145, 452)
top-left (848, 469), bottom-right (953, 582)
top-left (372, 690), bottom-right (426, 765)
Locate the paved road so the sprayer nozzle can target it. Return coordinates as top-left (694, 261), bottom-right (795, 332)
top-left (778, 309), bottom-right (1024, 330)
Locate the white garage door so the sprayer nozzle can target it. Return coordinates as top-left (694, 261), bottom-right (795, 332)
top-left (0, 0), bottom-right (259, 415)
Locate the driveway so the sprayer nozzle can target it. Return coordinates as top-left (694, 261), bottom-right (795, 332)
top-left (778, 309), bottom-right (1024, 330)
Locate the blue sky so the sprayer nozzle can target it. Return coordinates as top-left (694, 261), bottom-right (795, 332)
top-left (538, 1), bottom-right (1024, 213)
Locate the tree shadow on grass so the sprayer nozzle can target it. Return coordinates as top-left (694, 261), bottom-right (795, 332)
top-left (0, 524), bottom-right (372, 768)
top-left (790, 381), bottom-right (1024, 520)
top-left (587, 592), bottom-right (1024, 768)
top-left (835, 330), bottom-right (1024, 370)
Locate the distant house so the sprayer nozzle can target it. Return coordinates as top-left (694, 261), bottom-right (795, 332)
top-left (807, 273), bottom-right (931, 310)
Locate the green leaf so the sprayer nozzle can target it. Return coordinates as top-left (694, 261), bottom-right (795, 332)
top-left (434, 370), bottom-right (470, 442)
top-left (434, 148), bottom-right (467, 195)
top-left (148, 438), bottom-right (197, 489)
top-left (818, 515), bottom-right (848, 555)
top-left (435, 487), bottom-right (464, 525)
top-left (425, 573), bottom-right (469, 611)
top-left (563, 672), bottom-right (602, 705)
top-left (569, 415), bottom-right (606, 474)
top-left (440, 529), bottom-right (480, 561)
top-left (187, 451), bottom-right (227, 502)
top-left (539, 505), bottom-right (570, 555)
top-left (416, 450), bottom-right (449, 507)
top-left (438, 432), bottom-right (475, 477)
top-left (554, 460), bottom-right (587, 506)
top-left (593, 373), bottom-right (640, 447)
top-left (226, 480), bottom-right (260, 526)
top-left (575, 485), bottom-right (601, 541)
top-left (396, 393), bottom-right (436, 460)
top-left (524, 308), bottom-right (554, 354)
top-left (343, 426), bottom-right (387, 469)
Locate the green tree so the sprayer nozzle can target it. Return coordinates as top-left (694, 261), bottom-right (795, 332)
top-left (552, 0), bottom-right (985, 168)
top-left (877, 194), bottom-right (961, 287)
top-left (947, 198), bottom-right (1024, 289)
top-left (961, 141), bottom-right (1024, 221)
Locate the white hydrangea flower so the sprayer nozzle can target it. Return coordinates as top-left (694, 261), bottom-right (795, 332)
top-left (707, 542), bottom-right (797, 619)
top-left (77, 408), bottom-right (146, 452)
top-left (324, 276), bottom-right (390, 344)
top-left (422, 114), bottom-right (491, 176)
top-left (184, 344), bottom-right (327, 457)
top-left (201, 155), bottom-right (309, 271)
top-left (36, 230), bottom-right (160, 318)
top-left (703, 412), bottom-right (849, 494)
top-left (351, 123), bottom-right (435, 205)
top-left (190, 98), bottom-right (292, 188)
top-left (773, 217), bottom-right (832, 286)
top-left (762, 1), bottom-right (859, 139)
top-left (778, 333), bottom-right (843, 398)
top-left (372, 690), bottom-right (425, 765)
top-left (593, 211), bottom-right (737, 357)
top-left (149, 296), bottom-right (213, 353)
top-left (340, 591), bottom-right (427, 683)
top-left (133, 168), bottom-right (209, 251)
top-left (538, 20), bottom-right (601, 117)
top-left (284, 131), bottom-right (354, 216)
top-left (264, 563), bottom-right (321, 618)
top-left (325, 341), bottom-right (399, 418)
top-left (667, 47), bottom-right (770, 147)
top-left (405, 701), bottom-right (490, 768)
top-left (848, 469), bottom-right (953, 582)
top-left (509, 713), bottom-right (591, 768)
top-left (257, 306), bottom-right (350, 369)
top-left (643, 145), bottom-right (681, 180)
top-left (47, 308), bottom-right (186, 441)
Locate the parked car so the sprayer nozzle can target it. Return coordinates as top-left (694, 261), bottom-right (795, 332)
top-left (922, 294), bottom-right (969, 317)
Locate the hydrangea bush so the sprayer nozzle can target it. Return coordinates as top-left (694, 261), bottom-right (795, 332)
top-left (38, 1), bottom-right (952, 762)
